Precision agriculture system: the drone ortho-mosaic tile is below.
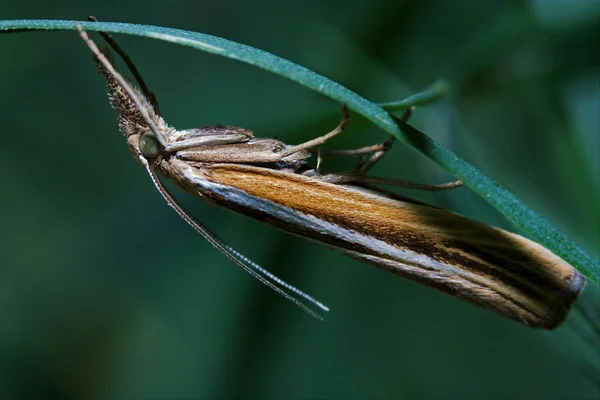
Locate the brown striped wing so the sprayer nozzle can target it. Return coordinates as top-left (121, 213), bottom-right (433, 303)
top-left (164, 160), bottom-right (584, 329)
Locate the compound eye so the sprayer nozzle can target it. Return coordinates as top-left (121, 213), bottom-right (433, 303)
top-left (139, 131), bottom-right (161, 158)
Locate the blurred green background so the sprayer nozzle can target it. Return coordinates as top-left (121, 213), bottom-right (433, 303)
top-left (1, 0), bottom-right (599, 398)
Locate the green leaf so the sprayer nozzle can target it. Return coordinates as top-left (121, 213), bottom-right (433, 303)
top-left (1, 19), bottom-right (598, 283)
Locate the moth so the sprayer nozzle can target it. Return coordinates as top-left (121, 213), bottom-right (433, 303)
top-left (77, 24), bottom-right (584, 328)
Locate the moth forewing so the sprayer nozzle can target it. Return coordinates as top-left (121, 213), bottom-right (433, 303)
top-left (177, 162), bottom-right (584, 329)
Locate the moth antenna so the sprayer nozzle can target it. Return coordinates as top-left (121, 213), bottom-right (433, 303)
top-left (140, 157), bottom-right (327, 319)
top-left (87, 16), bottom-right (161, 115)
top-left (219, 241), bottom-right (329, 312)
top-left (76, 25), bottom-right (168, 147)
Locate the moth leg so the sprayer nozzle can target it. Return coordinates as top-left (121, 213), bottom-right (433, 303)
top-left (355, 176), bottom-right (463, 191)
top-left (278, 104), bottom-right (350, 158)
top-left (164, 133), bottom-right (251, 152)
top-left (320, 139), bottom-right (393, 158)
top-left (354, 106), bottom-right (413, 173)
top-left (317, 107), bottom-right (413, 174)
top-left (353, 135), bottom-right (395, 173)
top-left (87, 16), bottom-right (161, 115)
top-left (316, 107), bottom-right (462, 191)
top-left (319, 171), bottom-right (463, 191)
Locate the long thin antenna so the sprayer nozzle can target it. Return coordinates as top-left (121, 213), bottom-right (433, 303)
top-left (216, 236), bottom-right (329, 312)
top-left (86, 16), bottom-right (161, 115)
top-left (139, 157), bottom-right (328, 319)
top-left (76, 25), bottom-right (168, 148)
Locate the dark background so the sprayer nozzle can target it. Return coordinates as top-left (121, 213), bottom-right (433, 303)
top-left (1, 0), bottom-right (599, 398)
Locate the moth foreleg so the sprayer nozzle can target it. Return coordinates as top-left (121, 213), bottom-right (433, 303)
top-left (278, 104), bottom-right (350, 158)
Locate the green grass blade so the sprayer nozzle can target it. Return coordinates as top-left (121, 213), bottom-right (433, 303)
top-left (1, 19), bottom-right (598, 283)
top-left (379, 80), bottom-right (449, 111)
